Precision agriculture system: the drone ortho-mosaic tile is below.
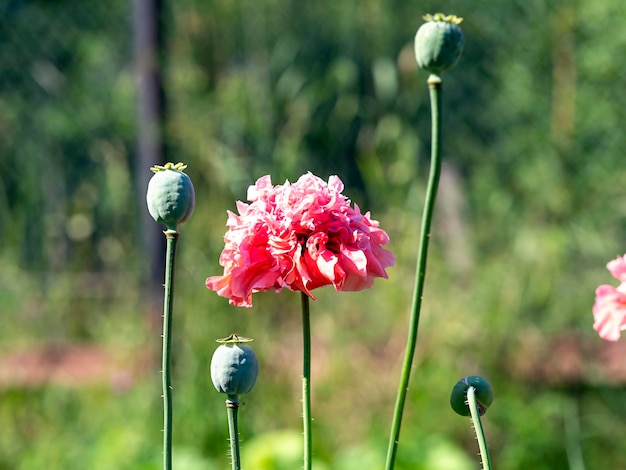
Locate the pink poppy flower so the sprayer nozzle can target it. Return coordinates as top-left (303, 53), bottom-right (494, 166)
top-left (206, 173), bottom-right (395, 307)
top-left (593, 254), bottom-right (626, 341)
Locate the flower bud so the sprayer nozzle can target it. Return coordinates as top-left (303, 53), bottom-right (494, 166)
top-left (450, 376), bottom-right (493, 416)
top-left (146, 162), bottom-right (195, 231)
top-left (210, 334), bottom-right (259, 397)
top-left (414, 13), bottom-right (464, 75)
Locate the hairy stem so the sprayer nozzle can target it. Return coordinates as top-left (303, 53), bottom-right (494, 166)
top-left (385, 74), bottom-right (443, 470)
top-left (162, 230), bottom-right (179, 470)
top-left (301, 292), bottom-right (312, 470)
top-left (467, 386), bottom-right (492, 470)
top-left (226, 396), bottom-right (241, 470)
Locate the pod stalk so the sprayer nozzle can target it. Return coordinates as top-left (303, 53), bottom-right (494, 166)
top-left (301, 292), bottom-right (313, 470)
top-left (468, 386), bottom-right (493, 470)
top-left (385, 73), bottom-right (443, 470)
top-left (161, 230), bottom-right (179, 470)
top-left (226, 395), bottom-right (242, 470)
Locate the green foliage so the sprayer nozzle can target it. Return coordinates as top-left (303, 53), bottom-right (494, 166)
top-left (2, 0), bottom-right (626, 468)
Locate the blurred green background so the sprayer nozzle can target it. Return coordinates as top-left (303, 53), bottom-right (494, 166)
top-left (1, 0), bottom-right (626, 468)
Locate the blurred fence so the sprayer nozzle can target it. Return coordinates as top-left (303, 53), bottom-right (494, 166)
top-left (0, 0), bottom-right (139, 275)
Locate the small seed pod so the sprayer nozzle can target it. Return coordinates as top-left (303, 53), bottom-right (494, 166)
top-left (146, 162), bottom-right (195, 231)
top-left (210, 334), bottom-right (259, 397)
top-left (450, 376), bottom-right (493, 417)
top-left (414, 13), bottom-right (464, 75)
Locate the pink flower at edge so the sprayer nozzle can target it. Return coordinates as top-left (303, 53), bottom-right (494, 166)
top-left (206, 173), bottom-right (396, 307)
top-left (607, 254), bottom-right (626, 282)
top-left (593, 254), bottom-right (626, 341)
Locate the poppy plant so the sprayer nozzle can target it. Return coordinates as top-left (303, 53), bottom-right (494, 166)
top-left (593, 254), bottom-right (626, 341)
top-left (206, 172), bottom-right (395, 307)
top-left (206, 172), bottom-right (394, 470)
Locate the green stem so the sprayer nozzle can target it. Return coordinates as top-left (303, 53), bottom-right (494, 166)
top-left (467, 386), bottom-right (492, 470)
top-left (226, 396), bottom-right (242, 470)
top-left (301, 292), bottom-right (312, 470)
top-left (162, 229), bottom-right (179, 470)
top-left (385, 74), bottom-right (443, 470)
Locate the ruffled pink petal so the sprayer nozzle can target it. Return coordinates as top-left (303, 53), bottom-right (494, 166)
top-left (607, 254), bottom-right (626, 283)
top-left (205, 274), bottom-right (232, 299)
top-left (247, 175), bottom-right (273, 202)
top-left (341, 272), bottom-right (375, 291)
top-left (206, 274), bottom-right (252, 308)
top-left (339, 245), bottom-right (368, 278)
top-left (367, 244), bottom-right (395, 278)
top-left (593, 284), bottom-right (626, 341)
top-left (310, 247), bottom-right (338, 284)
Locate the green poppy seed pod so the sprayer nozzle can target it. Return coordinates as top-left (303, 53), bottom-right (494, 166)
top-left (414, 13), bottom-right (464, 75)
top-left (450, 376), bottom-right (493, 417)
top-left (210, 334), bottom-right (259, 397)
top-left (146, 162), bottom-right (195, 231)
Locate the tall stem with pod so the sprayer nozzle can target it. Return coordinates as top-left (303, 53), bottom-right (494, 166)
top-left (146, 162), bottom-right (195, 470)
top-left (385, 14), bottom-right (465, 470)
